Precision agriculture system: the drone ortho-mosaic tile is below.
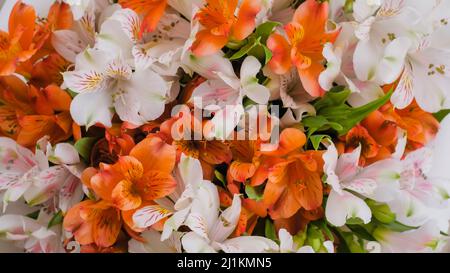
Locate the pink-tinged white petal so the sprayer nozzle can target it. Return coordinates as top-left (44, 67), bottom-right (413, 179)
top-left (278, 228), bottom-right (294, 253)
top-left (184, 212), bottom-right (210, 240)
top-left (133, 205), bottom-right (173, 229)
top-left (105, 57), bottom-right (132, 80)
top-left (336, 145), bottom-right (361, 182)
top-left (209, 195), bottom-right (241, 243)
top-left (243, 83), bottom-right (271, 105)
top-left (161, 207), bottom-right (190, 241)
top-left (52, 30), bottom-right (88, 63)
top-left (70, 88), bottom-right (114, 128)
top-left (113, 69), bottom-right (168, 126)
top-left (50, 143), bottom-right (80, 165)
top-left (210, 105), bottom-right (245, 140)
top-left (63, 70), bottom-right (108, 94)
top-left (109, 8), bottom-right (140, 43)
top-left (375, 37), bottom-right (411, 85)
top-left (24, 166), bottom-right (70, 206)
top-left (191, 79), bottom-right (241, 110)
top-left (374, 221), bottom-right (448, 253)
top-left (391, 63), bottom-right (414, 109)
top-left (218, 236), bottom-right (279, 253)
top-left (188, 181), bottom-right (220, 233)
top-left (0, 138), bottom-right (37, 173)
top-left (58, 175), bottom-right (84, 213)
top-left (129, 229), bottom-right (181, 253)
top-left (325, 190), bottom-right (372, 227)
top-left (182, 52), bottom-right (237, 81)
top-left (181, 232), bottom-right (216, 253)
top-left (323, 143), bottom-right (342, 194)
top-left (177, 154), bottom-right (203, 189)
top-left (319, 43), bottom-right (343, 91)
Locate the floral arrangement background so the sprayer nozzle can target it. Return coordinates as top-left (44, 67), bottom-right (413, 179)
top-left (0, 0), bottom-right (449, 253)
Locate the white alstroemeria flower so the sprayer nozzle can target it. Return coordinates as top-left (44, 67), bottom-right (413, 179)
top-left (128, 230), bottom-right (182, 253)
top-left (0, 210), bottom-right (65, 253)
top-left (181, 194), bottom-right (279, 253)
top-left (385, 131), bottom-right (450, 229)
top-left (0, 137), bottom-right (84, 213)
top-left (374, 221), bottom-right (448, 253)
top-left (63, 0), bottom-right (110, 20)
top-left (319, 22), bottom-right (385, 107)
top-left (262, 67), bottom-right (315, 128)
top-left (191, 56), bottom-right (271, 139)
top-left (53, 2), bottom-right (120, 62)
top-left (352, 0), bottom-right (435, 85)
top-left (391, 25), bottom-right (450, 112)
top-left (278, 229), bottom-right (334, 253)
top-left (323, 143), bottom-right (402, 227)
top-left (352, 0), bottom-right (384, 22)
top-left (158, 155), bottom-right (277, 253)
top-left (64, 48), bottom-right (169, 127)
top-left (134, 12), bottom-right (191, 76)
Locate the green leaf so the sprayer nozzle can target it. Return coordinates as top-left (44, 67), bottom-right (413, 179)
top-left (346, 224), bottom-right (376, 241)
top-left (433, 109), bottom-right (450, 122)
top-left (310, 134), bottom-right (331, 150)
top-left (366, 199), bottom-right (396, 224)
top-left (74, 137), bottom-right (98, 161)
top-left (304, 88), bottom-right (393, 136)
top-left (254, 21), bottom-right (281, 43)
top-left (261, 44), bottom-right (273, 64)
top-left (379, 220), bottom-right (418, 232)
top-left (265, 219), bottom-right (278, 242)
top-left (48, 210), bottom-right (63, 228)
top-left (245, 184), bottom-right (264, 201)
top-left (26, 210), bottom-right (40, 220)
top-left (230, 37), bottom-right (260, 60)
top-left (214, 170), bottom-right (226, 187)
top-left (336, 229), bottom-right (366, 253)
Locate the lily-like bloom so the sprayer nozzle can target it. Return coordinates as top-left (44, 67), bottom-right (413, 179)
top-left (0, 77), bottom-right (78, 148)
top-left (392, 19), bottom-right (450, 112)
top-left (191, 55), bottom-right (271, 139)
top-left (267, 0), bottom-right (340, 97)
top-left (0, 1), bottom-right (39, 76)
top-left (262, 129), bottom-right (325, 219)
top-left (53, 0), bottom-right (115, 63)
top-left (63, 199), bottom-right (122, 248)
top-left (323, 142), bottom-right (402, 227)
top-left (63, 48), bottom-right (170, 127)
top-left (373, 221), bottom-right (448, 253)
top-left (0, 211), bottom-right (64, 253)
top-left (83, 135), bottom-right (176, 228)
top-left (191, 0), bottom-right (262, 56)
top-left (0, 137), bottom-right (84, 213)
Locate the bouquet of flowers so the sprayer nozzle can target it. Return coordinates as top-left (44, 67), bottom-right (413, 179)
top-left (0, 0), bottom-right (449, 253)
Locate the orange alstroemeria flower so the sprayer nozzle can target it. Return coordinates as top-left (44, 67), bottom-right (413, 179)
top-left (191, 0), bottom-right (262, 56)
top-left (0, 76), bottom-right (78, 147)
top-left (79, 136), bottom-right (176, 234)
top-left (160, 110), bottom-right (232, 179)
top-left (63, 200), bottom-right (122, 248)
top-left (119, 0), bottom-right (167, 36)
top-left (0, 1), bottom-right (73, 77)
top-left (339, 101), bottom-right (439, 165)
top-left (0, 1), bottom-right (39, 76)
top-left (379, 102), bottom-right (439, 152)
top-left (267, 0), bottom-right (340, 97)
top-left (264, 150), bottom-right (324, 220)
